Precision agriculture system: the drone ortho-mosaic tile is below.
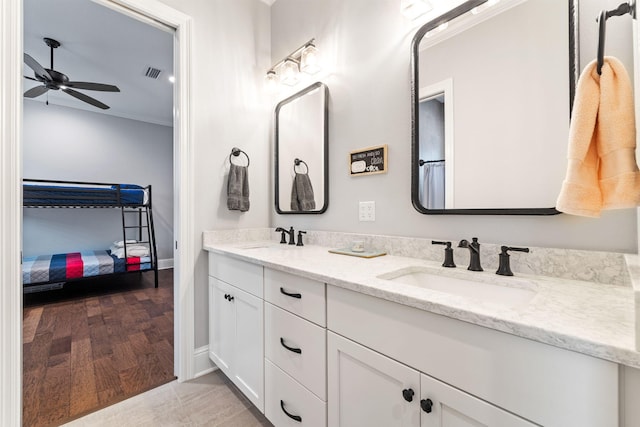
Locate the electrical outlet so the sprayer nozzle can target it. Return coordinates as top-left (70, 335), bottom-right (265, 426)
top-left (359, 201), bottom-right (375, 221)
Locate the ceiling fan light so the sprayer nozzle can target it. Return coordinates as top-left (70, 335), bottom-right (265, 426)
top-left (280, 59), bottom-right (300, 86)
top-left (300, 44), bottom-right (321, 75)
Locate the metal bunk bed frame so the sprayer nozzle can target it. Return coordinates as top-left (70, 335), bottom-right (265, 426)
top-left (23, 178), bottom-right (159, 289)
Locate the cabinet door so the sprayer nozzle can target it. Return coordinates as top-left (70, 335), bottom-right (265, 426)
top-left (208, 277), bottom-right (234, 374)
top-left (328, 332), bottom-right (420, 427)
top-left (420, 374), bottom-right (536, 427)
top-left (232, 285), bottom-right (264, 412)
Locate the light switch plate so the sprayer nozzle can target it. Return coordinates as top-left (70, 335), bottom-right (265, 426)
top-left (359, 201), bottom-right (375, 221)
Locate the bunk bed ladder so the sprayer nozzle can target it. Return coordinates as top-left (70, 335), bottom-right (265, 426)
top-left (120, 204), bottom-right (158, 288)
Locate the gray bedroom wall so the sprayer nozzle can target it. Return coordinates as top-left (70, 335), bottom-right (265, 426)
top-left (22, 100), bottom-right (174, 263)
top-left (269, 0), bottom-right (638, 254)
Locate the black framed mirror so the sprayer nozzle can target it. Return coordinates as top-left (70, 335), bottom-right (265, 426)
top-left (411, 0), bottom-right (578, 215)
top-left (275, 82), bottom-right (329, 214)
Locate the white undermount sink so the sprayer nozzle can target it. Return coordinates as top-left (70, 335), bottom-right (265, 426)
top-left (378, 267), bottom-right (537, 309)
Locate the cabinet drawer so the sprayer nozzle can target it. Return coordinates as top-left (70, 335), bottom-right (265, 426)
top-left (208, 253), bottom-right (263, 298)
top-left (327, 285), bottom-right (618, 427)
top-left (265, 359), bottom-right (326, 427)
top-left (264, 268), bottom-right (325, 326)
top-left (265, 303), bottom-right (326, 400)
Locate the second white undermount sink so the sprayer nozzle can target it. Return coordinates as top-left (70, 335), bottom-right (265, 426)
top-left (378, 267), bottom-right (536, 309)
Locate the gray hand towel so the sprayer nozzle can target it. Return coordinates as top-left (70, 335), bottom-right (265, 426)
top-left (227, 164), bottom-right (250, 212)
top-left (290, 173), bottom-right (316, 211)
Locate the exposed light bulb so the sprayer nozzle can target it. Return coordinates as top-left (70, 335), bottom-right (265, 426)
top-left (300, 44), bottom-right (321, 75)
top-left (168, 75), bottom-right (175, 83)
top-left (401, 0), bottom-right (433, 20)
top-left (280, 59), bottom-right (300, 86)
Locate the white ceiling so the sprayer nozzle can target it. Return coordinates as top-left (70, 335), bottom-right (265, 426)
top-left (23, 0), bottom-right (174, 126)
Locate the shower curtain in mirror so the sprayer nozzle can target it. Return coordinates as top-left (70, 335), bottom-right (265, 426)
top-left (421, 162), bottom-right (445, 209)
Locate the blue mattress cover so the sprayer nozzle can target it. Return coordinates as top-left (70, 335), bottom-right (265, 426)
top-left (23, 183), bottom-right (146, 206)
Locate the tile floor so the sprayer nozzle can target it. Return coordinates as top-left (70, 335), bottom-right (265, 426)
top-left (62, 370), bottom-right (274, 426)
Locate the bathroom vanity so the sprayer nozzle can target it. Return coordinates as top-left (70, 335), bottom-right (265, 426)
top-left (204, 233), bottom-right (640, 427)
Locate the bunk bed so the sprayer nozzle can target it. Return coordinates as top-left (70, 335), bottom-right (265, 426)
top-left (22, 179), bottom-right (159, 292)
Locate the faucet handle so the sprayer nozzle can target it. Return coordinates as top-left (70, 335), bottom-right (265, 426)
top-left (496, 246), bottom-right (530, 276)
top-left (296, 231), bottom-right (307, 247)
top-left (275, 227), bottom-right (287, 244)
top-left (431, 241), bottom-right (456, 268)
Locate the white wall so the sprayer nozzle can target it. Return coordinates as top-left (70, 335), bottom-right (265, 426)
top-left (22, 100), bottom-right (174, 261)
top-left (157, 0), bottom-right (271, 347)
top-left (269, 0), bottom-right (637, 254)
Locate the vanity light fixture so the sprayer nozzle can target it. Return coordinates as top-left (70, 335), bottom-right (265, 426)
top-left (300, 43), bottom-right (321, 75)
top-left (280, 59), bottom-right (300, 86)
top-left (265, 70), bottom-right (279, 90)
top-left (265, 39), bottom-right (321, 89)
top-left (401, 0), bottom-right (433, 20)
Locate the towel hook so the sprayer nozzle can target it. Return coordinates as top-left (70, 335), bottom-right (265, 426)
top-left (229, 147), bottom-right (250, 167)
top-left (293, 158), bottom-right (309, 174)
top-left (597, 1), bottom-right (635, 75)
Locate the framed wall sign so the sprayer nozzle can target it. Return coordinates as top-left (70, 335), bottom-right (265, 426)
top-left (349, 144), bottom-right (388, 176)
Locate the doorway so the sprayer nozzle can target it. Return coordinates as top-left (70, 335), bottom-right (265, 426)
top-left (21, 1), bottom-right (176, 425)
top-left (0, 0), bottom-right (195, 425)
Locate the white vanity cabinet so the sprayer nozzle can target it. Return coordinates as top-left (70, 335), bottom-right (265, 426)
top-left (328, 332), bottom-right (535, 427)
top-left (419, 372), bottom-right (536, 427)
top-left (327, 285), bottom-right (619, 427)
top-left (328, 331), bottom-right (420, 426)
top-left (264, 268), bottom-right (327, 427)
top-left (208, 254), bottom-right (264, 412)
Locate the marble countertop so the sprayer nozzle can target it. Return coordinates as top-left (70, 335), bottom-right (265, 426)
top-left (204, 240), bottom-right (639, 369)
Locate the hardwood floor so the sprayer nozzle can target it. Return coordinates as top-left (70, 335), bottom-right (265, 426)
top-left (61, 370), bottom-right (274, 427)
top-left (23, 269), bottom-right (174, 427)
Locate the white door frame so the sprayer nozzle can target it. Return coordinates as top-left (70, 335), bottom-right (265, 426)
top-left (1, 1), bottom-right (195, 425)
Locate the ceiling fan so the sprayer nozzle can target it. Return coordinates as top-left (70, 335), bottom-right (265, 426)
top-left (23, 37), bottom-right (120, 110)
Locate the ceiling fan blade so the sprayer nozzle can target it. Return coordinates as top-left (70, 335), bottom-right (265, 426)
top-left (23, 76), bottom-right (38, 81)
top-left (24, 85), bottom-right (50, 98)
top-left (66, 82), bottom-right (120, 92)
top-left (62, 87), bottom-right (110, 110)
top-left (24, 53), bottom-right (51, 81)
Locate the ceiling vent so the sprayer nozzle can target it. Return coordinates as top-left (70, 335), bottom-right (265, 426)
top-left (144, 66), bottom-right (162, 79)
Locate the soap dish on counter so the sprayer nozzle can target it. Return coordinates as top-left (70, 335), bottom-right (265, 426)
top-left (328, 248), bottom-right (387, 258)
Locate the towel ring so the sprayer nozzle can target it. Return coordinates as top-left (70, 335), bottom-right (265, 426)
top-left (596, 2), bottom-right (635, 75)
top-left (293, 158), bottom-right (309, 174)
top-left (230, 147), bottom-right (250, 167)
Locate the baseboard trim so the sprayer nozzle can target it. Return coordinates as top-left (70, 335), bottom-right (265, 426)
top-left (193, 346), bottom-right (216, 378)
top-left (158, 258), bottom-right (174, 270)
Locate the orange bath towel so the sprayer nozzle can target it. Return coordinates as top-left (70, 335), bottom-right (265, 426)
top-left (556, 56), bottom-right (640, 217)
